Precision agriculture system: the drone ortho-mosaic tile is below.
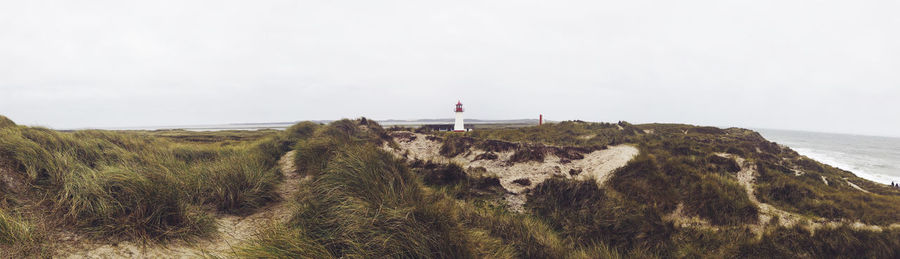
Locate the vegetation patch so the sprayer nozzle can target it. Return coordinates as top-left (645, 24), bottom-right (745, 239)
top-left (512, 178), bottom-right (532, 186)
top-left (527, 177), bottom-right (675, 251)
top-left (0, 116), bottom-right (15, 129)
top-left (509, 146), bottom-right (547, 163)
top-left (439, 134), bottom-right (473, 157)
top-left (473, 152), bottom-right (499, 161)
top-left (2, 115), bottom-right (898, 258)
top-left (736, 226), bottom-right (900, 258)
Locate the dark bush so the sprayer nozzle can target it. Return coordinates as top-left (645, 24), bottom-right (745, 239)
top-left (707, 155), bottom-right (741, 173)
top-left (389, 132), bottom-right (417, 142)
top-left (683, 175), bottom-right (758, 225)
top-left (512, 178), bottom-right (532, 186)
top-left (760, 182), bottom-right (818, 204)
top-left (551, 147), bottom-right (589, 160)
top-left (736, 226), bottom-right (900, 258)
top-left (609, 155), bottom-right (679, 212)
top-left (421, 163), bottom-right (468, 186)
top-left (439, 135), bottom-right (472, 157)
top-left (473, 152), bottom-right (499, 161)
top-left (568, 168), bottom-right (582, 176)
top-left (509, 146), bottom-right (547, 163)
top-left (725, 146), bottom-right (746, 156)
top-left (527, 177), bottom-right (674, 250)
top-left (691, 127), bottom-right (726, 135)
top-left (476, 139), bottom-right (518, 152)
top-left (796, 158), bottom-right (824, 173)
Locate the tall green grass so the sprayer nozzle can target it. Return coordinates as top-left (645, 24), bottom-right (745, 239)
top-left (0, 115), bottom-right (308, 255)
top-left (527, 177), bottom-right (675, 252)
top-left (241, 119), bottom-right (632, 258)
top-left (0, 116), bottom-right (15, 129)
top-left (4, 115), bottom-right (898, 258)
top-left (0, 208), bottom-right (33, 245)
top-left (736, 226), bottom-right (900, 258)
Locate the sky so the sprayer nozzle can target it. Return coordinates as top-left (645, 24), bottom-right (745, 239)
top-left (1, 0), bottom-right (898, 137)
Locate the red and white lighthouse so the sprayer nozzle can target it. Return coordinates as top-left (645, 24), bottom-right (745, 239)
top-left (453, 101), bottom-right (465, 132)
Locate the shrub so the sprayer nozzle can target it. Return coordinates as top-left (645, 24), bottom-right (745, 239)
top-left (691, 127), bottom-right (726, 135)
top-left (527, 177), bottom-right (675, 251)
top-left (57, 166), bottom-right (213, 239)
top-left (194, 154), bottom-right (280, 214)
top-left (285, 146), bottom-right (474, 257)
top-left (608, 155), bottom-right (678, 212)
top-left (0, 116), bottom-right (15, 129)
top-left (293, 137), bottom-right (341, 176)
top-left (474, 152), bottom-right (499, 161)
top-left (682, 175), bottom-right (758, 225)
top-left (509, 146), bottom-right (546, 163)
top-left (440, 135), bottom-right (472, 157)
top-left (707, 155), bottom-right (741, 173)
top-left (512, 178), bottom-right (532, 186)
top-left (416, 162), bottom-right (468, 186)
top-left (736, 226), bottom-right (900, 258)
top-left (284, 121), bottom-right (320, 141)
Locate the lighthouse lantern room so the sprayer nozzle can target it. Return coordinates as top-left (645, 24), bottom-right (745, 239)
top-left (453, 101), bottom-right (466, 132)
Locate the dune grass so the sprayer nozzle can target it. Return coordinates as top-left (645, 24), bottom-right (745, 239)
top-left (458, 121), bottom-right (900, 257)
top-left (0, 207), bottom-right (34, 245)
top-left (0, 115), bottom-right (315, 255)
top-left (736, 225), bottom-right (900, 258)
top-left (239, 119), bottom-right (642, 258)
top-left (3, 114), bottom-right (899, 258)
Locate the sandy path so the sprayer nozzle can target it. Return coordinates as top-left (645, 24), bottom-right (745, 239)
top-left (843, 178), bottom-right (871, 193)
top-left (714, 153), bottom-right (888, 235)
top-left (57, 151), bottom-right (302, 258)
top-left (387, 132), bottom-right (639, 212)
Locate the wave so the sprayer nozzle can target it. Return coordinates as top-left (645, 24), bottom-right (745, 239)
top-left (793, 147), bottom-right (900, 185)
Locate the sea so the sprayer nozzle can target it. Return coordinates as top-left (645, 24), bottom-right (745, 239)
top-left (756, 129), bottom-right (900, 185)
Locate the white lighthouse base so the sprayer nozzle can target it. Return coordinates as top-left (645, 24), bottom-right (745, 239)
top-left (454, 112), bottom-right (465, 132)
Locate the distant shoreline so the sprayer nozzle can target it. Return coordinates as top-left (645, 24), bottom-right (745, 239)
top-left (757, 128), bottom-right (900, 185)
top-left (80, 119), bottom-right (542, 132)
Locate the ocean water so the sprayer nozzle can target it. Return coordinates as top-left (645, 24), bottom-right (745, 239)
top-left (756, 128), bottom-right (900, 185)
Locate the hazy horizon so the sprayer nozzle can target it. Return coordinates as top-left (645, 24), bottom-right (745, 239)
top-left (28, 116), bottom-right (899, 139)
top-left (2, 1), bottom-right (898, 137)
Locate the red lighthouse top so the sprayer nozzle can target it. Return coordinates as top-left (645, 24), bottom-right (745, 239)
top-left (455, 101), bottom-right (464, 112)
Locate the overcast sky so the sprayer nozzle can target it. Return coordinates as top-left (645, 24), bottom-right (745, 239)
top-left (1, 0), bottom-right (898, 137)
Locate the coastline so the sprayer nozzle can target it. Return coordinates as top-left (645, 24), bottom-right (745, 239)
top-left (757, 128), bottom-right (900, 186)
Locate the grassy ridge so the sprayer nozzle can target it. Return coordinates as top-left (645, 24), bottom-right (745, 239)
top-left (460, 121), bottom-right (900, 257)
top-left (3, 114), bottom-right (899, 258)
top-left (0, 115), bottom-right (313, 257)
top-left (243, 119), bottom-right (899, 258)
top-left (240, 119), bottom-right (628, 258)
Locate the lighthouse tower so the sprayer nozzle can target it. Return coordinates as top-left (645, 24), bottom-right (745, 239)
top-left (453, 101), bottom-right (465, 132)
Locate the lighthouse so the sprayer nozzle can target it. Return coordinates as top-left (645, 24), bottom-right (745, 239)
top-left (453, 101), bottom-right (465, 132)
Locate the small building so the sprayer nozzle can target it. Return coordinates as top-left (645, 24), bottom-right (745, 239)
top-left (420, 123), bottom-right (475, 132)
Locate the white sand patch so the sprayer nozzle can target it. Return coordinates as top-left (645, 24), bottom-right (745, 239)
top-left (387, 132), bottom-right (639, 212)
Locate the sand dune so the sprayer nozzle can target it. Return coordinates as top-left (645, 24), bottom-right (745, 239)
top-left (386, 132), bottom-right (639, 211)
